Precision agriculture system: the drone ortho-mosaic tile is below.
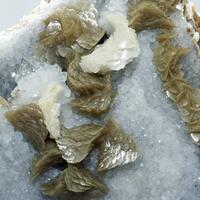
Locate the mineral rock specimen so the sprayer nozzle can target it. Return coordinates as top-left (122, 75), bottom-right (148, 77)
top-left (0, 0), bottom-right (199, 200)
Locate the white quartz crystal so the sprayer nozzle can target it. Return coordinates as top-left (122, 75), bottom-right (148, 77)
top-left (80, 13), bottom-right (140, 73)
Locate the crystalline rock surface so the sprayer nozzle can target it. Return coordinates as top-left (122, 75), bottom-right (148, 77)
top-left (0, 0), bottom-right (199, 200)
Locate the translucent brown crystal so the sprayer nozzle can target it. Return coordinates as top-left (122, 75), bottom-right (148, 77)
top-left (71, 74), bottom-right (114, 116)
top-left (128, 1), bottom-right (174, 32)
top-left (128, 0), bottom-right (181, 14)
top-left (40, 7), bottom-right (82, 48)
top-left (97, 119), bottom-right (138, 172)
top-left (65, 165), bottom-right (108, 196)
top-left (39, 3), bottom-right (105, 52)
top-left (56, 124), bottom-right (104, 163)
top-left (30, 140), bottom-right (65, 180)
top-left (153, 31), bottom-right (200, 146)
top-left (41, 165), bottom-right (108, 199)
top-left (67, 53), bottom-right (106, 95)
top-left (146, 0), bottom-right (181, 13)
top-left (5, 104), bottom-right (48, 151)
top-left (153, 38), bottom-right (188, 81)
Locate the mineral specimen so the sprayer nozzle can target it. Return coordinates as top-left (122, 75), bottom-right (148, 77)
top-left (0, 0), bottom-right (199, 200)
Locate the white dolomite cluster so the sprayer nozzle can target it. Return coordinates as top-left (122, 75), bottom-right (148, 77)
top-left (80, 13), bottom-right (140, 73)
top-left (0, 1), bottom-right (199, 200)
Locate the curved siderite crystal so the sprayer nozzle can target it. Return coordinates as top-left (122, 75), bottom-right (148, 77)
top-left (128, 0), bottom-right (181, 14)
top-left (56, 124), bottom-right (104, 164)
top-left (40, 7), bottom-right (83, 48)
top-left (153, 38), bottom-right (188, 82)
top-left (65, 165), bottom-right (108, 196)
top-left (30, 140), bottom-right (65, 180)
top-left (67, 53), bottom-right (106, 95)
top-left (41, 165), bottom-right (108, 199)
top-left (39, 3), bottom-right (105, 51)
top-left (70, 74), bottom-right (114, 116)
top-left (5, 104), bottom-right (48, 151)
top-left (97, 119), bottom-right (138, 172)
top-left (156, 31), bottom-right (177, 43)
top-left (76, 4), bottom-right (105, 50)
top-left (146, 0), bottom-right (181, 13)
top-left (153, 31), bottom-right (200, 146)
top-left (128, 1), bottom-right (174, 32)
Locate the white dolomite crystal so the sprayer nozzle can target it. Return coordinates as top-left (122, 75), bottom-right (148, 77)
top-left (38, 83), bottom-right (63, 139)
top-left (80, 13), bottom-right (140, 73)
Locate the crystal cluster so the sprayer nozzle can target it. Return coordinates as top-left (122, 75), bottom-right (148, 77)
top-left (0, 0), bottom-right (199, 200)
